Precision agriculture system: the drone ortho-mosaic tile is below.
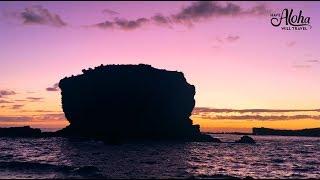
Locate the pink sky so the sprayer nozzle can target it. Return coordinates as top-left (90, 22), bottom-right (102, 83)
top-left (0, 1), bottom-right (319, 131)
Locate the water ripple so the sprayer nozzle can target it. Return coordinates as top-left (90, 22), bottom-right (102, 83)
top-left (0, 135), bottom-right (319, 179)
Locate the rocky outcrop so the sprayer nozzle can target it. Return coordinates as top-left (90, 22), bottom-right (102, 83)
top-left (56, 64), bottom-right (217, 142)
top-left (253, 127), bottom-right (320, 137)
top-left (235, 135), bottom-right (256, 144)
top-left (0, 126), bottom-right (41, 137)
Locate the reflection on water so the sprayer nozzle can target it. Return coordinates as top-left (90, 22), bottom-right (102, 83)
top-left (0, 134), bottom-right (319, 179)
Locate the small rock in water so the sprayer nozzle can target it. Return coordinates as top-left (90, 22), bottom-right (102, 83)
top-left (235, 135), bottom-right (256, 144)
top-left (197, 134), bottom-right (222, 142)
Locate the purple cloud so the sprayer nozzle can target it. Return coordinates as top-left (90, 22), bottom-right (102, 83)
top-left (20, 5), bottom-right (67, 27)
top-left (11, 104), bottom-right (24, 110)
top-left (0, 116), bottom-right (32, 122)
top-left (286, 41), bottom-right (296, 47)
top-left (94, 2), bottom-right (270, 30)
top-left (226, 35), bottom-right (240, 42)
top-left (102, 8), bottom-right (119, 16)
top-left (171, 2), bottom-right (269, 25)
top-left (0, 100), bottom-right (13, 104)
top-left (46, 83), bottom-right (60, 91)
top-left (26, 97), bottom-right (43, 102)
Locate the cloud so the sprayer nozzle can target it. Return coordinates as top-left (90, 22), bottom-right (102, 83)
top-left (114, 17), bottom-right (149, 30)
top-left (94, 20), bottom-right (114, 29)
top-left (11, 104), bottom-right (24, 110)
top-left (0, 116), bottom-right (32, 122)
top-left (0, 100), bottom-right (13, 104)
top-left (94, 17), bottom-right (149, 30)
top-left (172, 1), bottom-right (240, 24)
top-left (212, 35), bottom-right (240, 46)
top-left (215, 37), bottom-right (224, 43)
top-left (225, 35), bottom-right (240, 42)
top-left (46, 83), bottom-right (60, 91)
top-left (201, 115), bottom-right (320, 121)
top-left (20, 5), bottom-right (67, 27)
top-left (15, 99), bottom-right (27, 102)
top-left (306, 60), bottom-right (319, 63)
top-left (102, 8), bottom-right (119, 16)
top-left (32, 113), bottom-right (66, 121)
top-left (19, 109), bottom-right (61, 113)
top-left (0, 113), bottom-right (66, 122)
top-left (33, 110), bottom-right (60, 113)
top-left (193, 107), bottom-right (318, 114)
top-left (294, 59), bottom-right (320, 69)
top-left (286, 41), bottom-right (296, 47)
top-left (26, 91), bottom-right (36, 94)
top-left (243, 4), bottom-right (270, 16)
top-left (151, 14), bottom-right (172, 27)
top-left (93, 2), bottom-right (270, 30)
top-left (192, 107), bottom-right (320, 121)
top-left (0, 90), bottom-right (16, 97)
top-left (171, 1), bottom-right (269, 25)
top-left (293, 65), bottom-right (311, 69)
top-left (200, 114), bottom-right (320, 121)
top-left (26, 97), bottom-right (43, 102)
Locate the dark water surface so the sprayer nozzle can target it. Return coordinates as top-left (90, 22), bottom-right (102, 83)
top-left (0, 134), bottom-right (319, 179)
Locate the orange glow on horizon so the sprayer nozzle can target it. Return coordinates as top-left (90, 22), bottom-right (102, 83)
top-left (193, 117), bottom-right (320, 133)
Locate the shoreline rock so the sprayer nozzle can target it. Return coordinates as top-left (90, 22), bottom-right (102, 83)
top-left (0, 126), bottom-right (220, 143)
top-left (0, 126), bottom-right (41, 137)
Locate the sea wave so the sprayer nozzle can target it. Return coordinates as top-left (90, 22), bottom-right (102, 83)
top-left (0, 135), bottom-right (319, 179)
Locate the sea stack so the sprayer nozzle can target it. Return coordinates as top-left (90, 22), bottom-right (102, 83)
top-left (56, 64), bottom-right (215, 142)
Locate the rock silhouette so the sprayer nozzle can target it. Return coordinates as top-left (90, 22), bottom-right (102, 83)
top-left (235, 136), bottom-right (256, 144)
top-left (0, 126), bottom-right (41, 137)
top-left (253, 127), bottom-right (320, 137)
top-left (56, 64), bottom-right (216, 142)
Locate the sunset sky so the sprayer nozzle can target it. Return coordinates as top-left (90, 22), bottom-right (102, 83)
top-left (0, 1), bottom-right (319, 132)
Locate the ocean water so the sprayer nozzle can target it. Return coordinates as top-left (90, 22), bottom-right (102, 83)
top-left (0, 134), bottom-right (319, 179)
